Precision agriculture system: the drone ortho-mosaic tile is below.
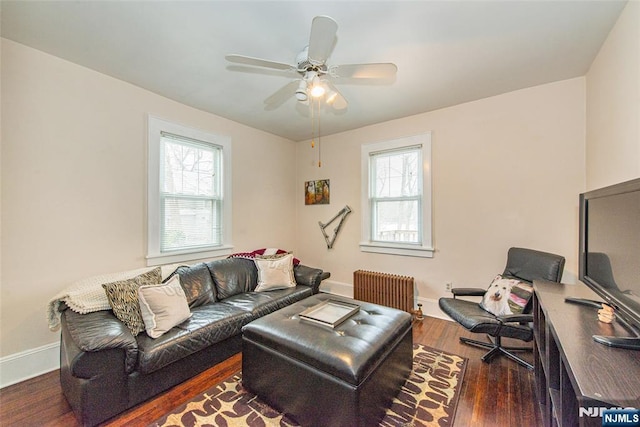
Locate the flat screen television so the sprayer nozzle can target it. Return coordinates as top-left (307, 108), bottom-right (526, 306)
top-left (579, 177), bottom-right (640, 350)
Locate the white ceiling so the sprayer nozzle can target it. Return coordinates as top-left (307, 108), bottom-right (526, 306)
top-left (1, 1), bottom-right (627, 142)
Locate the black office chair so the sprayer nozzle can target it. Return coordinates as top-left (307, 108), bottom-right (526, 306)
top-left (439, 247), bottom-right (565, 369)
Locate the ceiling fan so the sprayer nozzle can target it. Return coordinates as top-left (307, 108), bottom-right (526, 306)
top-left (225, 15), bottom-right (397, 110)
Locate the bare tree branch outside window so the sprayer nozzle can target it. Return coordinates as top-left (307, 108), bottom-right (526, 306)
top-left (371, 148), bottom-right (422, 243)
top-left (160, 134), bottom-right (222, 251)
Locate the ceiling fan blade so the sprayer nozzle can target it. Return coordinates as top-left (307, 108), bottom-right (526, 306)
top-left (264, 80), bottom-right (299, 109)
top-left (225, 54), bottom-right (294, 71)
top-left (330, 91), bottom-right (348, 110)
top-left (324, 81), bottom-right (347, 110)
top-left (307, 16), bottom-right (338, 65)
top-left (329, 63), bottom-right (398, 79)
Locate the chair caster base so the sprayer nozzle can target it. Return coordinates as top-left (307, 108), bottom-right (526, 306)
top-left (459, 336), bottom-right (533, 370)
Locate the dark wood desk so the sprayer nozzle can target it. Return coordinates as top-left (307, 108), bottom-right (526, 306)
top-left (533, 280), bottom-right (640, 427)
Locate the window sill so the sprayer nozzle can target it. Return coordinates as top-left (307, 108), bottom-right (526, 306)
top-left (146, 245), bottom-right (234, 266)
top-left (359, 242), bottom-right (434, 258)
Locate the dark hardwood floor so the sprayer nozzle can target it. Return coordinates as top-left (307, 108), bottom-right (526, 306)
top-left (0, 316), bottom-right (542, 426)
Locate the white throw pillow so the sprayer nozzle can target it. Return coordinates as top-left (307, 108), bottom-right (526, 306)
top-left (138, 275), bottom-right (191, 338)
top-left (254, 253), bottom-right (297, 292)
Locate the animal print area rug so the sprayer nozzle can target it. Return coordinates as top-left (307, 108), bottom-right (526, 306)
top-left (151, 344), bottom-right (467, 427)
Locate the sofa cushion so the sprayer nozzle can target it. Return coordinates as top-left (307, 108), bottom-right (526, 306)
top-left (136, 303), bottom-right (252, 375)
top-left (170, 263), bottom-right (217, 308)
top-left (221, 286), bottom-right (313, 319)
top-left (207, 258), bottom-right (258, 300)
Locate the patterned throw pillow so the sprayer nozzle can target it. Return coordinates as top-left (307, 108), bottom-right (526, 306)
top-left (507, 280), bottom-right (534, 314)
top-left (480, 274), bottom-right (533, 316)
top-left (253, 253), bottom-right (297, 292)
top-left (102, 267), bottom-right (162, 336)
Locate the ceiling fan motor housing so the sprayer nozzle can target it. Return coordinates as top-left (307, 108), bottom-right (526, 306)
top-left (296, 46), bottom-right (327, 75)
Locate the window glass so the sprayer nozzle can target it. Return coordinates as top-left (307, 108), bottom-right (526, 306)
top-left (370, 147), bottom-right (422, 244)
top-left (147, 117), bottom-right (232, 265)
top-left (360, 133), bottom-right (433, 258)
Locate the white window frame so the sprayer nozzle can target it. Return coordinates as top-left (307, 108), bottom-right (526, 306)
top-left (360, 132), bottom-right (434, 258)
top-left (147, 116), bottom-right (233, 266)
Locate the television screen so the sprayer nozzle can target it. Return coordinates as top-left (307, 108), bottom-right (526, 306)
top-left (580, 178), bottom-right (640, 345)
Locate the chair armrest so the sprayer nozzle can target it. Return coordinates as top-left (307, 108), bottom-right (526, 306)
top-left (497, 313), bottom-right (533, 324)
top-left (451, 288), bottom-right (486, 298)
top-left (62, 308), bottom-right (138, 374)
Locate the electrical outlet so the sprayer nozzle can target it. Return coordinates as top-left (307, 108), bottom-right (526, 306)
top-left (446, 282), bottom-right (452, 292)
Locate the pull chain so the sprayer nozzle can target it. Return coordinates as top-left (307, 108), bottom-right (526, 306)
top-left (317, 98), bottom-right (321, 167)
top-left (310, 96), bottom-right (315, 148)
top-left (309, 96), bottom-right (322, 167)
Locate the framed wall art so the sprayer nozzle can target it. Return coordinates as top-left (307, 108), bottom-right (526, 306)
top-left (305, 179), bottom-right (330, 205)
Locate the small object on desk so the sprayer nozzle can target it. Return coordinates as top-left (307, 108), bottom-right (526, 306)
top-left (597, 303), bottom-right (615, 324)
top-left (564, 297), bottom-right (605, 308)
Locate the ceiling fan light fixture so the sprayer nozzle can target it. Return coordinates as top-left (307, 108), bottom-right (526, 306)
top-left (226, 15), bottom-right (397, 113)
top-left (295, 80), bottom-right (308, 101)
top-left (310, 81), bottom-right (325, 98)
top-left (325, 87), bottom-right (338, 104)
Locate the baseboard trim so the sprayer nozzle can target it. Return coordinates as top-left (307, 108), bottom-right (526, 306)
top-left (319, 279), bottom-right (354, 298)
top-left (0, 341), bottom-right (60, 389)
top-left (319, 279), bottom-right (450, 321)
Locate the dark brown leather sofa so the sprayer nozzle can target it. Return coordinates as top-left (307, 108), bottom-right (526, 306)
top-left (59, 258), bottom-right (327, 426)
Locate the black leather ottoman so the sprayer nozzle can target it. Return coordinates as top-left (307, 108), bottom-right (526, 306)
top-left (242, 293), bottom-right (413, 427)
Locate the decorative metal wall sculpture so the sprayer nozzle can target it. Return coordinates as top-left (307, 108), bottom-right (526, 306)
top-left (319, 205), bottom-right (352, 249)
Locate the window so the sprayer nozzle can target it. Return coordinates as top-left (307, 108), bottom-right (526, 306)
top-left (147, 116), bottom-right (232, 265)
top-left (360, 133), bottom-right (433, 257)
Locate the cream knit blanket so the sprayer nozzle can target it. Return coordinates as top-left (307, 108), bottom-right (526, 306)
top-left (47, 265), bottom-right (179, 331)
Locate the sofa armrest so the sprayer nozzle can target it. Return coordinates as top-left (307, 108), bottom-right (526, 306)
top-left (294, 265), bottom-right (327, 294)
top-left (62, 308), bottom-right (138, 374)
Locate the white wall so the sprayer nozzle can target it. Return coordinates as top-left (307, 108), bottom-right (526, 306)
top-left (0, 39), bottom-right (297, 383)
top-left (586, 1), bottom-right (640, 190)
top-left (296, 78), bottom-right (586, 316)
